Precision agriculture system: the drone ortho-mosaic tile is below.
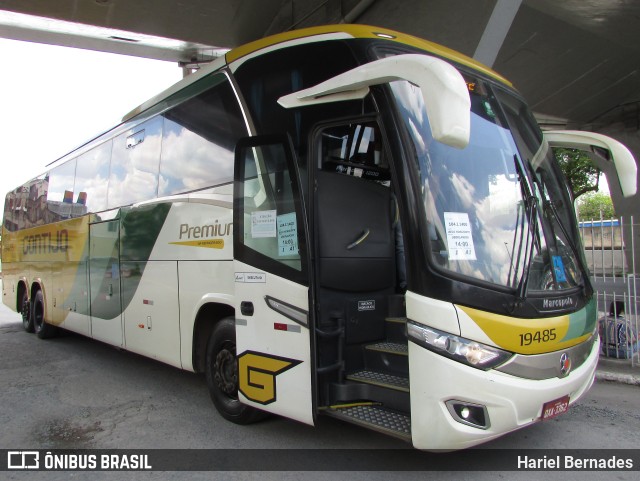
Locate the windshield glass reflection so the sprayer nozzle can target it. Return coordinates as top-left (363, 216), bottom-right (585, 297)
top-left (391, 77), bottom-right (584, 292)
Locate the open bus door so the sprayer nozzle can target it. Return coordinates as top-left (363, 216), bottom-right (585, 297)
top-left (232, 135), bottom-right (315, 425)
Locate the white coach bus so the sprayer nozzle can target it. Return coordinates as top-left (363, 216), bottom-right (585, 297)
top-left (2, 25), bottom-right (637, 450)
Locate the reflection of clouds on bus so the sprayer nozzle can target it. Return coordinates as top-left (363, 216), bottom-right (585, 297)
top-left (108, 131), bottom-right (162, 207)
top-left (47, 173), bottom-right (76, 202)
top-left (78, 176), bottom-right (108, 212)
top-left (391, 81), bottom-right (426, 127)
top-left (475, 204), bottom-right (519, 285)
top-left (442, 169), bottom-right (523, 284)
top-left (107, 120), bottom-right (236, 207)
top-left (75, 141), bottom-right (111, 212)
top-left (108, 169), bottom-right (158, 208)
top-left (158, 125), bottom-right (233, 197)
top-left (130, 136), bottom-right (162, 174)
top-left (392, 82), bottom-right (430, 171)
top-left (477, 174), bottom-right (522, 284)
top-left (450, 172), bottom-right (475, 209)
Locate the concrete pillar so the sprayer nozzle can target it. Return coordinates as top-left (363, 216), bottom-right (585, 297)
top-left (473, 0), bottom-right (523, 67)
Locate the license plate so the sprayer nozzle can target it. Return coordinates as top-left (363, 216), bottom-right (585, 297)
top-left (541, 395), bottom-right (570, 421)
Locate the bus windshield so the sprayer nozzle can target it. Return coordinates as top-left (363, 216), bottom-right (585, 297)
top-left (390, 76), bottom-right (585, 293)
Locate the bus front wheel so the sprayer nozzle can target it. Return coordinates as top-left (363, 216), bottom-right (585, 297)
top-left (205, 317), bottom-right (267, 425)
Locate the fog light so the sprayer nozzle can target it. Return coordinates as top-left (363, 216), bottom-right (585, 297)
top-left (445, 400), bottom-right (490, 429)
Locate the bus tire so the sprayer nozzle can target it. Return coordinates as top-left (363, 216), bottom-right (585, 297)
top-left (205, 317), bottom-right (267, 425)
top-left (33, 290), bottom-right (56, 339)
top-left (21, 290), bottom-right (34, 333)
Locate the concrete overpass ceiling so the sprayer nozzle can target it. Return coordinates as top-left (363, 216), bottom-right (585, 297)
top-left (496, 1), bottom-right (640, 129)
top-left (526, 0), bottom-right (640, 53)
top-left (0, 0), bottom-right (639, 128)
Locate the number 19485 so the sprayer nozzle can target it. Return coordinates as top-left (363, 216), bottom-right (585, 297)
top-left (519, 328), bottom-right (556, 346)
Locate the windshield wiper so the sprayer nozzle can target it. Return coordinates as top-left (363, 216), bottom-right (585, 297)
top-left (511, 157), bottom-right (593, 303)
top-left (507, 199), bottom-right (526, 288)
top-left (527, 164), bottom-right (593, 295)
top-left (508, 154), bottom-right (540, 308)
top-left (541, 191), bottom-right (594, 295)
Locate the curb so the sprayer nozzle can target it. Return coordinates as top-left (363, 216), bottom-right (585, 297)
top-left (595, 356), bottom-right (640, 386)
top-left (595, 370), bottom-right (640, 386)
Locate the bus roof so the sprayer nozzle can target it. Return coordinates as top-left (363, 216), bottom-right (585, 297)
top-left (226, 24), bottom-right (512, 86)
top-left (124, 24), bottom-right (512, 123)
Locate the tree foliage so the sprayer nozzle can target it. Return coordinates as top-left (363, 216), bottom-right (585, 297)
top-left (576, 191), bottom-right (615, 220)
top-left (554, 147), bottom-right (601, 199)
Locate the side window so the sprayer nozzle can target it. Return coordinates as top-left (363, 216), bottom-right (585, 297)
top-left (74, 140), bottom-right (112, 214)
top-left (3, 192), bottom-right (13, 231)
top-left (108, 117), bottom-right (162, 208)
top-left (46, 159), bottom-right (79, 222)
top-left (4, 176), bottom-right (49, 231)
top-left (233, 41), bottom-right (364, 163)
top-left (159, 74), bottom-right (246, 196)
top-left (235, 136), bottom-right (307, 282)
top-left (3, 188), bottom-right (22, 231)
top-left (27, 176), bottom-right (48, 228)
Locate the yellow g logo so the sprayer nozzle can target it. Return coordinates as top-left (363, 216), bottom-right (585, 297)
top-left (237, 351), bottom-right (301, 405)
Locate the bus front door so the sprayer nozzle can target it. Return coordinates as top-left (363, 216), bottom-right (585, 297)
top-left (232, 136), bottom-right (314, 425)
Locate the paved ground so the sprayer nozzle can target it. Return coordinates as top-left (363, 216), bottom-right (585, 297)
top-left (1, 282), bottom-right (639, 480)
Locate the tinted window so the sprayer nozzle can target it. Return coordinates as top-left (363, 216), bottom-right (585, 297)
top-left (159, 74), bottom-right (246, 196)
top-left (233, 41), bottom-right (363, 155)
top-left (234, 136), bottom-right (308, 284)
top-left (108, 117), bottom-right (162, 208)
top-left (74, 140), bottom-right (112, 213)
top-left (46, 159), bottom-right (83, 221)
top-left (239, 142), bottom-right (301, 271)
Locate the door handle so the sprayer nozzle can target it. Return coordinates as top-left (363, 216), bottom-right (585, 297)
top-left (347, 228), bottom-right (370, 250)
top-left (241, 301), bottom-right (254, 316)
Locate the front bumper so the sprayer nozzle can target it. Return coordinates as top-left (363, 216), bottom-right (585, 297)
top-left (408, 335), bottom-right (599, 450)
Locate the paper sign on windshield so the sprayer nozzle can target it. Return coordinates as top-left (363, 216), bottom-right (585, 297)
top-left (444, 212), bottom-right (477, 261)
top-left (277, 212), bottom-right (299, 257)
top-left (251, 210), bottom-right (277, 238)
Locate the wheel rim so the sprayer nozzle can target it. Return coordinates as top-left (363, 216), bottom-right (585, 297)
top-left (21, 296), bottom-right (30, 326)
top-left (33, 297), bottom-right (44, 330)
top-left (214, 342), bottom-right (239, 399)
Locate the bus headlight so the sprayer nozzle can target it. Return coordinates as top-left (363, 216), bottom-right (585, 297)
top-left (407, 321), bottom-right (512, 370)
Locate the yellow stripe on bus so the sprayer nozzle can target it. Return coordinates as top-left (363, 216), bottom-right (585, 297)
top-left (226, 24), bottom-right (512, 87)
top-left (169, 239), bottom-right (225, 249)
top-left (457, 304), bottom-right (593, 354)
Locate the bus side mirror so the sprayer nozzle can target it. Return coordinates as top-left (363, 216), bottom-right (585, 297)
top-left (277, 54), bottom-right (471, 149)
top-left (544, 130), bottom-right (638, 197)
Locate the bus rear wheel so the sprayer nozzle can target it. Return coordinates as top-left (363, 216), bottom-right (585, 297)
top-left (33, 290), bottom-right (56, 339)
top-left (21, 290), bottom-right (34, 333)
top-left (205, 317), bottom-right (267, 425)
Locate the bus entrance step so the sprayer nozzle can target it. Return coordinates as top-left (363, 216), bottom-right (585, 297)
top-left (324, 405), bottom-right (411, 442)
top-left (385, 317), bottom-right (407, 342)
top-left (365, 341), bottom-right (408, 356)
top-left (346, 369), bottom-right (409, 392)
